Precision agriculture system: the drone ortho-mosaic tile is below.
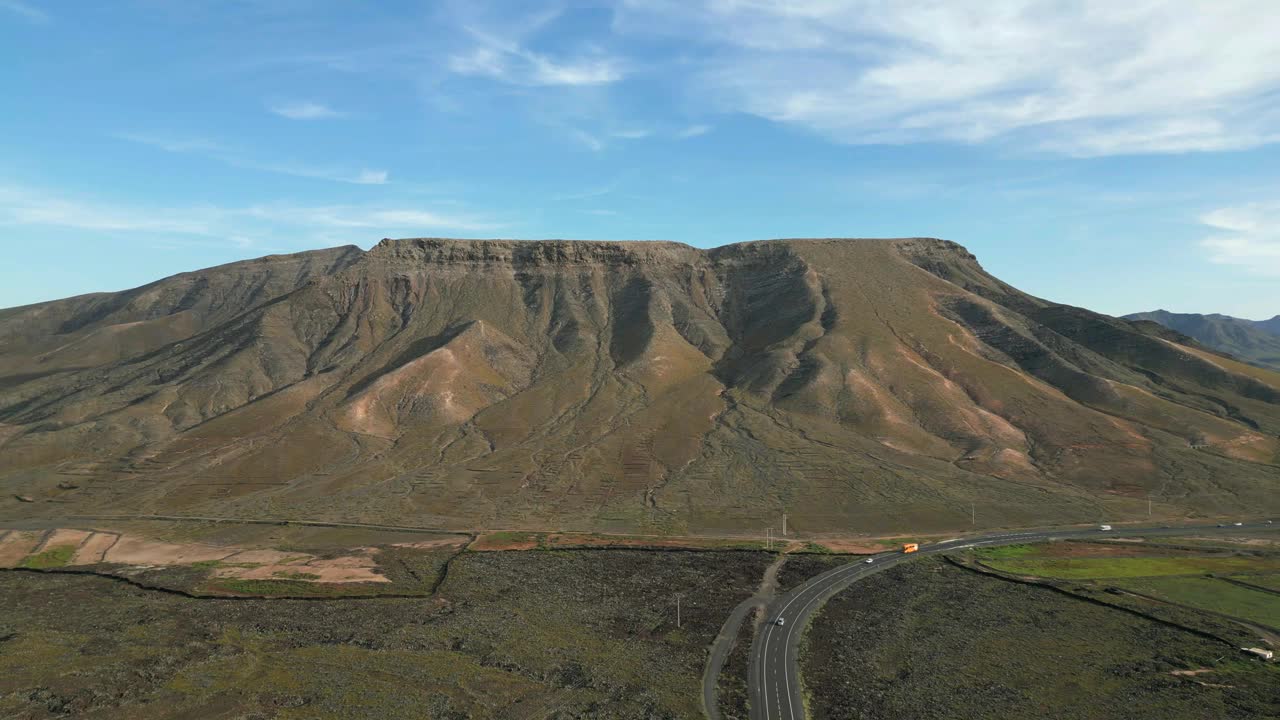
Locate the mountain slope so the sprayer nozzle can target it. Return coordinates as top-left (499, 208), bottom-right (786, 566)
top-left (1125, 310), bottom-right (1280, 372)
top-left (2, 238), bottom-right (1277, 534)
top-left (0, 245), bottom-right (363, 382)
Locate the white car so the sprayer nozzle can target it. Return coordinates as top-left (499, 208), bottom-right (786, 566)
top-left (775, 617), bottom-right (785, 626)
top-left (1234, 522), bottom-right (1243, 526)
top-left (864, 558), bottom-right (875, 564)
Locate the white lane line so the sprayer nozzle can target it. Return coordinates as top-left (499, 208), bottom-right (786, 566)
top-left (763, 578), bottom-right (835, 720)
top-left (781, 576), bottom-right (847, 718)
top-left (760, 527), bottom-right (1243, 719)
top-left (760, 624), bottom-right (771, 720)
top-left (779, 561), bottom-right (905, 719)
top-left (773, 565), bottom-right (875, 720)
top-left (768, 537), bottom-right (1035, 719)
top-left (773, 664), bottom-right (783, 720)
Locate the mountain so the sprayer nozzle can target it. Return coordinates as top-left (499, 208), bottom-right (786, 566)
top-left (1124, 310), bottom-right (1280, 372)
top-left (2, 238), bottom-right (1277, 534)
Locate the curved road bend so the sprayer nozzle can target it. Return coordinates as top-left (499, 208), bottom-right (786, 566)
top-left (747, 522), bottom-right (1277, 720)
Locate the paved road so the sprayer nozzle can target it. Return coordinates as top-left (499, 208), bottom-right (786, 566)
top-left (746, 521), bottom-right (1277, 720)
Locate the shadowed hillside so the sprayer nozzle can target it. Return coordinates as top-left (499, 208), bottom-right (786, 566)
top-left (2, 238), bottom-right (1277, 534)
top-left (1125, 309), bottom-right (1280, 372)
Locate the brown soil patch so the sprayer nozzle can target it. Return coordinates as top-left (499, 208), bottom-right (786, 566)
top-left (221, 549), bottom-right (308, 565)
top-left (72, 532), bottom-right (119, 564)
top-left (811, 540), bottom-right (883, 554)
top-left (38, 528), bottom-right (93, 552)
top-left (1181, 536), bottom-right (1280, 547)
top-left (291, 562), bottom-right (387, 583)
top-left (391, 537), bottom-right (470, 550)
top-left (547, 534), bottom-right (713, 549)
top-left (6, 526), bottom-right (395, 585)
top-left (212, 548), bottom-right (389, 583)
top-left (104, 535), bottom-right (235, 565)
top-left (0, 531), bottom-right (43, 567)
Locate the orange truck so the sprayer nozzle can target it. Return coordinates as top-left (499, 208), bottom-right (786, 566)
top-left (902, 543), bottom-right (919, 553)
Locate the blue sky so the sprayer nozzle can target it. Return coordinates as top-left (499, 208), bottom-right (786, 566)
top-left (2, 1), bottom-right (1279, 319)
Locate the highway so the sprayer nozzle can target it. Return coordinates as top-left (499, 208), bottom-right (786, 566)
top-left (745, 521), bottom-right (1277, 720)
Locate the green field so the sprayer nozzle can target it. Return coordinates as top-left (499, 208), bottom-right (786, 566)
top-left (1115, 576), bottom-right (1280, 628)
top-left (973, 543), bottom-right (1038, 559)
top-left (19, 544), bottom-right (76, 569)
top-left (1236, 573), bottom-right (1280, 592)
top-left (984, 555), bottom-right (1280, 579)
top-left (976, 542), bottom-right (1280, 631)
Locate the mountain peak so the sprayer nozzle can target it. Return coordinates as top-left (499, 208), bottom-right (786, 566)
top-left (1124, 309), bottom-right (1280, 371)
top-left (2, 237), bottom-right (1276, 533)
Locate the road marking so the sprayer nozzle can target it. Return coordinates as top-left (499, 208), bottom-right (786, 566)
top-left (750, 524), bottom-right (1273, 720)
top-left (764, 562), bottom-right (881, 719)
top-left (760, 626), bottom-right (767, 719)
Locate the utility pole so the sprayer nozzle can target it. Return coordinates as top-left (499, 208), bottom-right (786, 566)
top-left (971, 502), bottom-right (975, 526)
top-left (675, 593), bottom-right (683, 628)
top-left (1148, 495), bottom-right (1152, 518)
top-left (766, 527), bottom-right (772, 550)
top-left (782, 513), bottom-right (787, 536)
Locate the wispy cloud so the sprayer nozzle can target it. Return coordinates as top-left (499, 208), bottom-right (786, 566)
top-left (0, 0), bottom-right (48, 23)
top-left (553, 181), bottom-right (618, 202)
top-left (0, 186), bottom-right (503, 244)
top-left (449, 43), bottom-right (623, 87)
top-left (118, 132), bottom-right (388, 185)
top-left (269, 101), bottom-right (343, 120)
top-left (244, 204), bottom-right (501, 233)
top-left (0, 187), bottom-right (213, 235)
top-left (1200, 202), bottom-right (1280, 275)
top-left (616, 1), bottom-right (1280, 156)
top-left (568, 128), bottom-right (605, 152)
top-left (675, 124), bottom-right (711, 139)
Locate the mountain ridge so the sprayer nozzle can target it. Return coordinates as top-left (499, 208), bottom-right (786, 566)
top-left (2, 237), bottom-right (1277, 534)
top-left (1124, 309), bottom-right (1280, 372)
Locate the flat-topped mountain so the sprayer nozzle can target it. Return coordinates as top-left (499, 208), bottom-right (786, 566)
top-left (1125, 309), bottom-right (1280, 372)
top-left (2, 238), bottom-right (1277, 533)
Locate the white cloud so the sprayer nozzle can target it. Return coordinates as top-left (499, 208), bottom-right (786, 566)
top-left (616, 0), bottom-right (1280, 155)
top-left (0, 187), bottom-right (214, 235)
top-left (115, 133), bottom-right (222, 154)
top-left (675, 124), bottom-right (711, 139)
top-left (0, 186), bottom-right (503, 242)
top-left (243, 204), bottom-right (502, 233)
top-left (0, 0), bottom-right (48, 23)
top-left (118, 132), bottom-right (388, 185)
top-left (1200, 202), bottom-right (1280, 274)
top-left (269, 101), bottom-right (343, 120)
top-left (528, 55), bottom-right (623, 86)
top-left (448, 25), bottom-right (624, 87)
top-left (448, 47), bottom-right (507, 79)
top-left (568, 128), bottom-right (605, 152)
top-left (352, 169), bottom-right (389, 185)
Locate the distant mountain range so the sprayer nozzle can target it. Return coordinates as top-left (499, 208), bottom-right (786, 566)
top-left (1, 238), bottom-right (1277, 534)
top-left (1124, 310), bottom-right (1280, 372)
